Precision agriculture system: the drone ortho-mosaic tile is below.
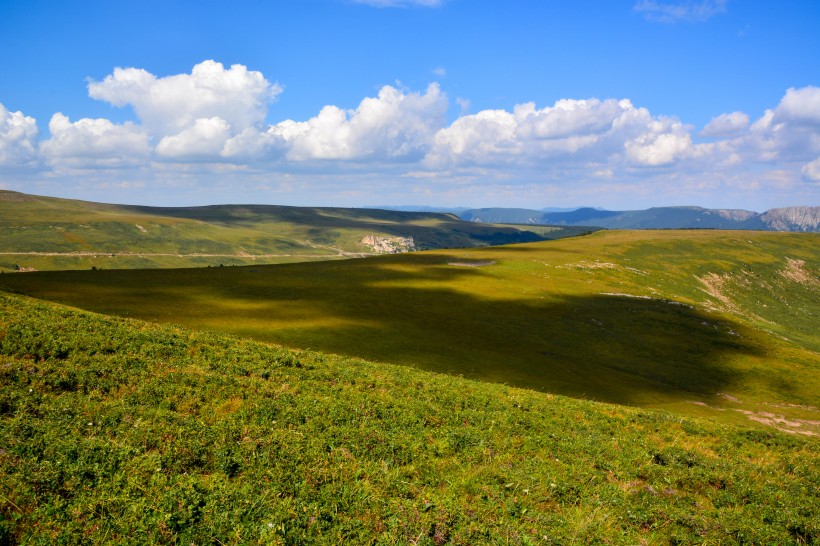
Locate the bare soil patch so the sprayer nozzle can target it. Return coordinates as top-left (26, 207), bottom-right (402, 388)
top-left (779, 257), bottom-right (818, 286)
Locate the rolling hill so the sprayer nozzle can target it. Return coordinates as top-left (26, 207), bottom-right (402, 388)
top-left (0, 191), bottom-right (595, 272)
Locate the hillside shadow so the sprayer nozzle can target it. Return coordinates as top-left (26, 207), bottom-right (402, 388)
top-left (184, 259), bottom-right (768, 406)
top-left (0, 255), bottom-right (773, 407)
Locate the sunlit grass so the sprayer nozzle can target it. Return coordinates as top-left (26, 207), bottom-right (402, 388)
top-left (0, 291), bottom-right (817, 544)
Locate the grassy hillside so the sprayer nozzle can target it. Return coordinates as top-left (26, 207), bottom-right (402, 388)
top-left (2, 230), bottom-right (817, 431)
top-left (1, 292), bottom-right (817, 544)
top-left (0, 190), bottom-right (573, 271)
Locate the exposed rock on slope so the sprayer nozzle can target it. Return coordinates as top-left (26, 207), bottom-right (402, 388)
top-left (360, 235), bottom-right (416, 254)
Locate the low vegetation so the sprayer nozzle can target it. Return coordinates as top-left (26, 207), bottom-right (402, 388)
top-left (1, 292), bottom-right (818, 544)
top-left (3, 230), bottom-right (817, 430)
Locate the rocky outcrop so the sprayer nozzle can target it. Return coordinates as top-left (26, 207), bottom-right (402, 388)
top-left (760, 207), bottom-right (820, 232)
top-left (360, 235), bottom-right (416, 254)
top-left (712, 209), bottom-right (758, 221)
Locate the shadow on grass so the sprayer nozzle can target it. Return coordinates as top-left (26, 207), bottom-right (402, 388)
top-left (0, 254), bottom-right (770, 407)
top-left (219, 285), bottom-right (765, 406)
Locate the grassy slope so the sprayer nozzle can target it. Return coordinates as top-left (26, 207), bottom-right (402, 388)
top-left (0, 191), bottom-right (574, 271)
top-left (1, 230), bottom-right (817, 431)
top-left (1, 292), bottom-right (817, 544)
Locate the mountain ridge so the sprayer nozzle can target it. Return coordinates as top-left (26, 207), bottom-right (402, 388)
top-left (460, 205), bottom-right (820, 231)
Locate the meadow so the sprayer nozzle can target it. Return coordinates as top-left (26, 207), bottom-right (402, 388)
top-left (1, 291), bottom-right (817, 544)
top-left (2, 229), bottom-right (818, 432)
top-left (2, 212), bottom-right (818, 542)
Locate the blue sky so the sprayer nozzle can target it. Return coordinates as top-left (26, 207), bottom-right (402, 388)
top-left (1, 0), bottom-right (818, 211)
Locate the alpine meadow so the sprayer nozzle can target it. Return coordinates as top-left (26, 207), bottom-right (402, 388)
top-left (1, 193), bottom-right (818, 543)
top-left (2, 0), bottom-right (820, 543)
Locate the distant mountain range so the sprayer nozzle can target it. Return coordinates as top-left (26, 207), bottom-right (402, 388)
top-left (369, 205), bottom-right (585, 214)
top-left (458, 206), bottom-right (820, 232)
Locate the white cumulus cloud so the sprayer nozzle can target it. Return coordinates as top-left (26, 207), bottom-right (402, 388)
top-left (88, 60), bottom-right (281, 138)
top-left (427, 97), bottom-right (695, 168)
top-left (40, 113), bottom-right (150, 168)
top-left (802, 157), bottom-right (820, 182)
top-left (772, 86), bottom-right (820, 127)
top-left (625, 128), bottom-right (693, 166)
top-left (738, 86), bottom-right (820, 163)
top-left (156, 117), bottom-right (232, 159)
top-left (0, 103), bottom-right (39, 167)
top-left (271, 83), bottom-right (447, 161)
top-left (699, 111), bottom-right (750, 138)
top-left (429, 108), bottom-right (519, 164)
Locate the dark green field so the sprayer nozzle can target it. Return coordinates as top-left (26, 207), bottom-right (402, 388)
top-left (3, 229), bottom-right (818, 432)
top-left (1, 292), bottom-right (818, 544)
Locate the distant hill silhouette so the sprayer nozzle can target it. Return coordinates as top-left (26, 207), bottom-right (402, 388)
top-left (459, 205), bottom-right (820, 232)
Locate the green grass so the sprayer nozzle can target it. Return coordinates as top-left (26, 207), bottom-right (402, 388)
top-left (0, 191), bottom-right (574, 271)
top-left (1, 291), bottom-right (818, 544)
top-left (2, 230), bottom-right (817, 430)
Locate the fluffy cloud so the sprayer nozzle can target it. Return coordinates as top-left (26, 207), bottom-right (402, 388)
top-left (802, 158), bottom-right (820, 182)
top-left (269, 83), bottom-right (447, 161)
top-left (739, 86), bottom-right (820, 163)
top-left (88, 60), bottom-right (281, 138)
top-left (4, 58), bottom-right (819, 210)
top-left (156, 117), bottom-right (232, 159)
top-left (428, 108), bottom-right (520, 165)
top-left (633, 0), bottom-right (727, 23)
top-left (625, 127), bottom-right (693, 166)
top-left (81, 64), bottom-right (447, 164)
top-left (427, 97), bottom-right (695, 168)
top-left (0, 103), bottom-right (39, 167)
top-left (772, 86), bottom-right (820, 127)
top-left (40, 113), bottom-right (149, 168)
top-left (699, 112), bottom-right (750, 138)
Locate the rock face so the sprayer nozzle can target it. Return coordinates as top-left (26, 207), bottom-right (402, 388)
top-left (760, 207), bottom-right (820, 232)
top-left (713, 209), bottom-right (758, 221)
top-left (360, 235), bottom-right (416, 254)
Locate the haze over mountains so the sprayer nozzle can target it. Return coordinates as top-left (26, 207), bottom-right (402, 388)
top-left (381, 205), bottom-right (820, 232)
top-left (461, 206), bottom-right (820, 231)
